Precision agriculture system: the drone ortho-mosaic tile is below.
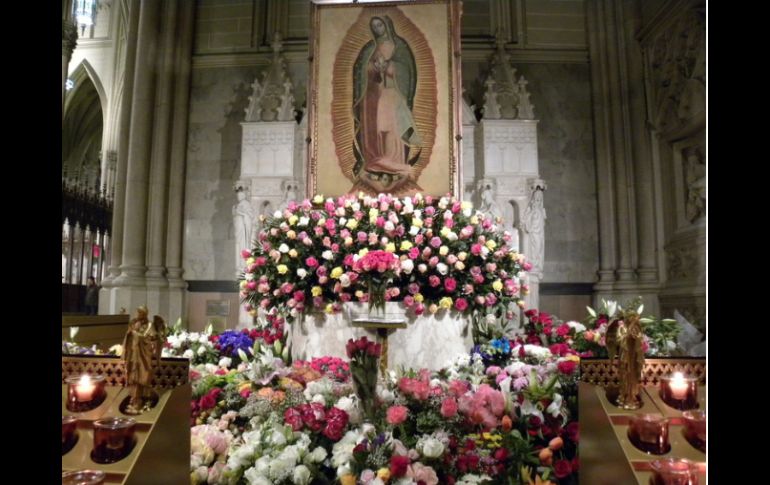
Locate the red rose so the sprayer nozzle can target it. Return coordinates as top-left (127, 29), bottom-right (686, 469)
top-left (345, 339), bottom-right (357, 359)
top-left (565, 421), bottom-right (579, 443)
top-left (284, 407), bottom-right (304, 431)
top-left (390, 455), bottom-right (411, 477)
top-left (557, 360), bottom-right (577, 375)
top-left (553, 459), bottom-right (572, 479)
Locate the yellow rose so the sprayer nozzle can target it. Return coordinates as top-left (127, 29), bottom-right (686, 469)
top-left (457, 251), bottom-right (467, 261)
top-left (246, 257), bottom-right (255, 265)
top-left (509, 251), bottom-right (519, 260)
top-left (566, 354), bottom-right (581, 363)
top-left (238, 382), bottom-right (252, 393)
top-left (385, 242), bottom-right (396, 253)
top-left (439, 297), bottom-right (453, 309)
top-left (344, 237), bottom-right (354, 246)
top-left (287, 230), bottom-right (297, 240)
top-left (454, 261), bottom-right (465, 271)
top-left (288, 249), bottom-right (298, 258)
top-left (239, 280), bottom-right (247, 289)
top-left (355, 290), bottom-right (364, 299)
top-left (470, 216), bottom-right (479, 225)
top-left (440, 226), bottom-right (450, 237)
top-left (428, 303), bottom-right (439, 314)
top-left (311, 286), bottom-right (323, 297)
top-left (358, 248), bottom-right (369, 257)
top-left (377, 469), bottom-right (391, 481)
top-left (414, 293), bottom-right (424, 303)
top-left (461, 201), bottom-right (472, 210)
top-left (492, 280), bottom-right (503, 292)
top-left (288, 215), bottom-right (298, 225)
top-left (317, 217), bottom-right (326, 226)
top-left (313, 195), bottom-right (324, 204)
top-left (369, 208), bottom-right (379, 218)
top-left (486, 240), bottom-right (497, 250)
top-left (439, 245), bottom-right (449, 256)
top-left (324, 303), bottom-right (334, 314)
top-left (400, 240), bottom-right (413, 251)
top-left (277, 265), bottom-right (288, 275)
top-left (330, 267), bottom-right (343, 279)
top-left (412, 218), bottom-right (423, 228)
top-left (346, 219), bottom-right (358, 230)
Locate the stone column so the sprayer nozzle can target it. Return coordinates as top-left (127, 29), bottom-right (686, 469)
top-left (101, 0), bottom-right (140, 297)
top-left (166, 0), bottom-right (195, 321)
top-left (114, 0), bottom-right (161, 286)
top-left (587, 0), bottom-right (661, 312)
top-left (145, 0), bottom-right (178, 289)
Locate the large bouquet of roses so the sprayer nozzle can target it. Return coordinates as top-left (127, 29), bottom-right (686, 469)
top-left (239, 193), bottom-right (530, 336)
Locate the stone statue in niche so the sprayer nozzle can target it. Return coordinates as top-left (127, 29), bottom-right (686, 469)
top-left (477, 180), bottom-right (503, 225)
top-left (277, 79), bottom-right (296, 122)
top-left (522, 182), bottom-right (546, 273)
top-left (684, 147), bottom-right (706, 222)
top-left (482, 78), bottom-right (501, 119)
top-left (278, 180), bottom-right (300, 211)
top-left (233, 183), bottom-right (255, 274)
top-left (517, 77), bottom-right (535, 120)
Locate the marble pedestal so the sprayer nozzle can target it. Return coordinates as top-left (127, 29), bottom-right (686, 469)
top-left (288, 302), bottom-right (474, 371)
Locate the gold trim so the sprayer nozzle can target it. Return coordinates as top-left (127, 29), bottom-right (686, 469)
top-left (580, 358), bottom-right (706, 388)
top-left (62, 355), bottom-right (190, 389)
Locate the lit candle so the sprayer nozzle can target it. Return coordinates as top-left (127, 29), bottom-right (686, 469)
top-left (75, 375), bottom-right (96, 402)
top-left (669, 372), bottom-right (688, 400)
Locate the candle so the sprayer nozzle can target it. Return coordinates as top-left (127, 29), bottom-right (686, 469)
top-left (75, 375), bottom-right (96, 402)
top-left (682, 410), bottom-right (706, 453)
top-left (62, 470), bottom-right (106, 485)
top-left (627, 413), bottom-right (670, 455)
top-left (669, 372), bottom-right (688, 400)
top-left (649, 458), bottom-right (699, 485)
top-left (62, 415), bottom-right (78, 455)
top-left (91, 417), bottom-right (136, 464)
top-left (65, 374), bottom-right (107, 412)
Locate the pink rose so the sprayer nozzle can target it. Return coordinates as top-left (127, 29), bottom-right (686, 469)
top-left (444, 278), bottom-right (457, 292)
top-left (387, 405), bottom-right (409, 425)
top-left (441, 398), bottom-right (458, 417)
top-left (454, 298), bottom-right (468, 311)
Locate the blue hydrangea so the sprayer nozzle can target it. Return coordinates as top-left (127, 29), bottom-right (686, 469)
top-left (216, 330), bottom-right (254, 359)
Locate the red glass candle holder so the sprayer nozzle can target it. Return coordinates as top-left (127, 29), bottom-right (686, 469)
top-left (65, 374), bottom-right (107, 412)
top-left (62, 415), bottom-right (79, 455)
top-left (659, 373), bottom-right (698, 410)
top-left (627, 413), bottom-right (670, 454)
top-left (682, 410), bottom-right (706, 453)
top-left (62, 470), bottom-right (106, 485)
top-left (649, 458), bottom-right (699, 485)
top-left (91, 417), bottom-right (136, 464)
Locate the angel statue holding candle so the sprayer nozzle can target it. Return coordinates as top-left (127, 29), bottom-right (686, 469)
top-left (607, 309), bottom-right (645, 410)
top-left (123, 306), bottom-right (166, 414)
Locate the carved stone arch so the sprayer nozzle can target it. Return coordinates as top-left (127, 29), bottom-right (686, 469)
top-left (67, 59), bottom-right (108, 117)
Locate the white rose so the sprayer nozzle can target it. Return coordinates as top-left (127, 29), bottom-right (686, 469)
top-left (197, 346), bottom-right (207, 356)
top-left (297, 268), bottom-right (308, 279)
top-left (182, 349), bottom-right (194, 359)
top-left (384, 221), bottom-right (395, 231)
top-left (308, 446), bottom-right (328, 464)
top-left (218, 357), bottom-right (232, 368)
top-left (463, 207), bottom-right (472, 217)
top-left (447, 231), bottom-right (458, 242)
top-left (293, 465), bottom-right (311, 485)
top-left (322, 250), bottom-right (333, 260)
top-left (279, 243), bottom-right (289, 253)
top-left (401, 259), bottom-right (414, 274)
top-left (420, 437), bottom-right (445, 458)
top-left (273, 210), bottom-right (283, 218)
top-left (418, 264), bottom-right (427, 273)
top-left (566, 321), bottom-right (586, 333)
top-left (335, 396), bottom-right (355, 413)
top-left (340, 274), bottom-right (351, 287)
top-left (436, 263), bottom-right (448, 275)
top-left (298, 216), bottom-right (309, 226)
top-left (409, 226), bottom-right (420, 236)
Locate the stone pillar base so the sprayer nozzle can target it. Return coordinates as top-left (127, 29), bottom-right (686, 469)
top-left (99, 286), bottom-right (186, 325)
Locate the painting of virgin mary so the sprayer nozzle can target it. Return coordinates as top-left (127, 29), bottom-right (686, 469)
top-left (352, 16), bottom-right (422, 192)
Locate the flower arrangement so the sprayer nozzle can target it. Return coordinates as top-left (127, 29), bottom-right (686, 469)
top-left (239, 193), bottom-right (529, 340)
top-left (347, 336), bottom-right (382, 422)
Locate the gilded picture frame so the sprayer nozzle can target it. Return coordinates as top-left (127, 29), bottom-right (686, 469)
top-left (307, 0), bottom-right (462, 198)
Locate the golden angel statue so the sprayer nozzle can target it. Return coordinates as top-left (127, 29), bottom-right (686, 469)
top-left (122, 306), bottom-right (166, 414)
top-left (606, 311), bottom-right (645, 409)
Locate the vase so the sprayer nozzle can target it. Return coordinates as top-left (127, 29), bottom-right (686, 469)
top-left (368, 279), bottom-right (387, 320)
top-left (351, 355), bottom-right (380, 422)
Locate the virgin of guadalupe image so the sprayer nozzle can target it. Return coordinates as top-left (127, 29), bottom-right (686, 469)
top-left (352, 15), bottom-right (422, 193)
